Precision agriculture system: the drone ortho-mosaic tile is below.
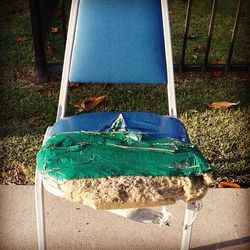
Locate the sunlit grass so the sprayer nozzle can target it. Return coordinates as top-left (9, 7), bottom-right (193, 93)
top-left (0, 0), bottom-right (249, 185)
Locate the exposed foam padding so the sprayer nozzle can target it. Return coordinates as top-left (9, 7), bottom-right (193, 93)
top-left (60, 173), bottom-right (212, 210)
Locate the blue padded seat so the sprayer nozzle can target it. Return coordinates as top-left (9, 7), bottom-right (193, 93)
top-left (51, 112), bottom-right (190, 142)
top-left (69, 0), bottom-right (167, 84)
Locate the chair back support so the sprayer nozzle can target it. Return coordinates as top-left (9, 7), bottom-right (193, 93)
top-left (57, 0), bottom-right (177, 121)
top-left (69, 0), bottom-right (167, 84)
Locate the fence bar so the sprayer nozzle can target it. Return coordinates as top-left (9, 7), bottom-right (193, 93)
top-left (225, 0), bottom-right (243, 73)
top-left (179, 0), bottom-right (192, 73)
top-left (31, 0), bottom-right (249, 81)
top-left (175, 63), bottom-right (249, 72)
top-left (46, 63), bottom-right (250, 74)
top-left (203, 0), bottom-right (217, 72)
top-left (28, 0), bottom-right (48, 83)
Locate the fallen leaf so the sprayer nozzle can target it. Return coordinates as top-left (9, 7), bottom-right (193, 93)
top-left (74, 94), bottom-right (109, 112)
top-left (208, 101), bottom-right (240, 110)
top-left (210, 70), bottom-right (223, 78)
top-left (219, 182), bottom-right (240, 188)
top-left (214, 61), bottom-right (226, 64)
top-left (193, 44), bottom-right (202, 51)
top-left (51, 27), bottom-right (58, 33)
top-left (16, 36), bottom-right (28, 42)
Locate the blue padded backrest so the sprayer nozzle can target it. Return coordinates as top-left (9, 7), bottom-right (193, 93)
top-left (69, 0), bottom-right (167, 84)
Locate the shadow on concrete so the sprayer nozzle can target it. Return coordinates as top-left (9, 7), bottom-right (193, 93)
top-left (191, 236), bottom-right (250, 250)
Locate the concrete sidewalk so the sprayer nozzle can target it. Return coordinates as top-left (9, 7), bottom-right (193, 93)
top-left (0, 186), bottom-right (249, 250)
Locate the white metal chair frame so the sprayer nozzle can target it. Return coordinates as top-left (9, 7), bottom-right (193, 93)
top-left (35, 1), bottom-right (201, 249)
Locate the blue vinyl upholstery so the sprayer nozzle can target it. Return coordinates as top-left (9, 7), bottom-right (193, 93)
top-left (69, 0), bottom-right (167, 84)
top-left (51, 112), bottom-right (190, 142)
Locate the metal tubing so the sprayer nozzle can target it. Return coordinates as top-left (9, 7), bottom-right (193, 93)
top-left (203, 0), bottom-right (217, 72)
top-left (161, 0), bottom-right (177, 118)
top-left (56, 0), bottom-right (80, 122)
top-left (35, 126), bottom-right (52, 250)
top-left (225, 0), bottom-right (243, 73)
top-left (35, 170), bottom-right (46, 250)
top-left (181, 202), bottom-right (196, 250)
top-left (179, 0), bottom-right (192, 73)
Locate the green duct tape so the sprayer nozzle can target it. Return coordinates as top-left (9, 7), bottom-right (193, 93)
top-left (37, 132), bottom-right (211, 182)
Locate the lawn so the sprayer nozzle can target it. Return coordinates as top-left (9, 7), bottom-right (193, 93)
top-left (0, 0), bottom-right (249, 186)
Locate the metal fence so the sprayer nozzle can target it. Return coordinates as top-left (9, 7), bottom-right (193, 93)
top-left (178, 0), bottom-right (248, 73)
top-left (29, 0), bottom-right (250, 83)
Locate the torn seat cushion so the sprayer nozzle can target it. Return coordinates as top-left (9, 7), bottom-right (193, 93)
top-left (38, 113), bottom-right (212, 210)
top-left (50, 112), bottom-right (190, 142)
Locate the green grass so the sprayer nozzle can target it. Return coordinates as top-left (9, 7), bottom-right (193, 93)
top-left (0, 0), bottom-right (33, 66)
top-left (46, 0), bottom-right (250, 64)
top-left (0, 0), bottom-right (249, 185)
top-left (1, 0), bottom-right (249, 66)
top-left (169, 0), bottom-right (250, 64)
top-left (1, 67), bottom-right (249, 185)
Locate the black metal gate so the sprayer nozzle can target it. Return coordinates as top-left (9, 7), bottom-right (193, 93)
top-left (29, 0), bottom-right (250, 83)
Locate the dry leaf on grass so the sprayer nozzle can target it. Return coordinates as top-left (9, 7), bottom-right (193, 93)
top-left (214, 61), bottom-right (226, 64)
top-left (51, 27), bottom-right (58, 33)
top-left (193, 44), bottom-right (202, 51)
top-left (211, 70), bottom-right (223, 78)
top-left (208, 101), bottom-right (240, 110)
top-left (219, 182), bottom-right (240, 188)
top-left (16, 36), bottom-right (28, 42)
top-left (74, 94), bottom-right (109, 112)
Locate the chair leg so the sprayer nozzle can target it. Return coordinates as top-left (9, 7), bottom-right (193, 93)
top-left (181, 200), bottom-right (202, 250)
top-left (35, 170), bottom-right (46, 250)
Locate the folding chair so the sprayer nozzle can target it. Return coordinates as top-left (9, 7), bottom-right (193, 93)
top-left (35, 1), bottom-right (210, 249)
